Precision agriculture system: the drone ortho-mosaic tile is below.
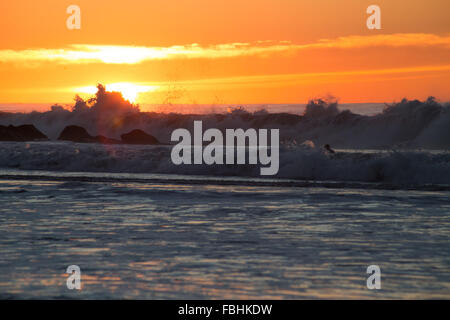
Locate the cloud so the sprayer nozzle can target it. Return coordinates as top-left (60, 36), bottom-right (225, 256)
top-left (311, 33), bottom-right (450, 49)
top-left (0, 33), bottom-right (449, 65)
top-left (157, 64), bottom-right (450, 89)
top-left (75, 64), bottom-right (447, 92)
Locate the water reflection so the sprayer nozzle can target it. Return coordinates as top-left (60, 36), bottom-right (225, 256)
top-left (0, 177), bottom-right (449, 299)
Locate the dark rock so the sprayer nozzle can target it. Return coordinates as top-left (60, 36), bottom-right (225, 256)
top-left (58, 125), bottom-right (121, 144)
top-left (58, 125), bottom-right (96, 143)
top-left (0, 124), bottom-right (48, 141)
top-left (121, 129), bottom-right (159, 145)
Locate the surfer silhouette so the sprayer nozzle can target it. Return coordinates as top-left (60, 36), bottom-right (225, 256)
top-left (323, 144), bottom-right (335, 154)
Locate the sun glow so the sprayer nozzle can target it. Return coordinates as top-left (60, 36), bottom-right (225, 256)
top-left (75, 83), bottom-right (158, 103)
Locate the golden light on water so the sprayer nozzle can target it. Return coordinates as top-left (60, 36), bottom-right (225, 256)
top-left (75, 83), bottom-right (158, 103)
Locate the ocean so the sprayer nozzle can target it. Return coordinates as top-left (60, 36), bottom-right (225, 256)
top-left (0, 98), bottom-right (449, 299)
top-left (0, 148), bottom-right (449, 299)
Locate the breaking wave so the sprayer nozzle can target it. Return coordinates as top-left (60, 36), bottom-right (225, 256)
top-left (0, 86), bottom-right (449, 149)
top-left (0, 86), bottom-right (449, 186)
top-left (0, 141), bottom-right (449, 186)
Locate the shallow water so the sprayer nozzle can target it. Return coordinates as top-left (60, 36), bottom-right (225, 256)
top-left (0, 171), bottom-right (449, 299)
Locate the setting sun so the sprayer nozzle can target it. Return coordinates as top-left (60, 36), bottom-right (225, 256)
top-left (75, 83), bottom-right (158, 103)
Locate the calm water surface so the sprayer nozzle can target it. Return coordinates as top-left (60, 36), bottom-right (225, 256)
top-left (0, 172), bottom-right (449, 299)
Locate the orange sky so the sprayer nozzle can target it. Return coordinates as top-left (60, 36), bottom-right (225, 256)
top-left (0, 0), bottom-right (449, 109)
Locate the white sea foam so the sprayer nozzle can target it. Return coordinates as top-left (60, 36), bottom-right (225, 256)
top-left (0, 91), bottom-right (449, 186)
top-left (0, 97), bottom-right (448, 149)
top-left (0, 141), bottom-right (449, 186)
